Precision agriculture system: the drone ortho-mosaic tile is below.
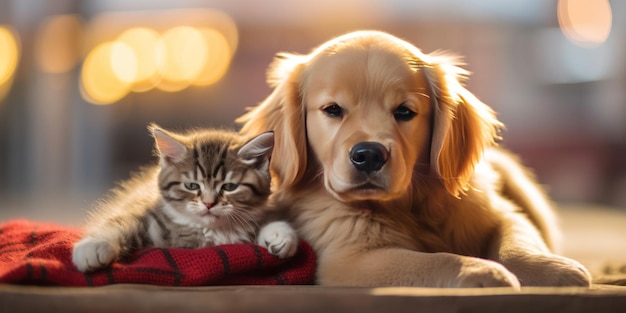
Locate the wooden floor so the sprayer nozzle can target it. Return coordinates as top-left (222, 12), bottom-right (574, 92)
top-left (1, 284), bottom-right (626, 313)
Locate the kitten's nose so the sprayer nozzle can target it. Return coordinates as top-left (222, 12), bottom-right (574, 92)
top-left (204, 202), bottom-right (214, 209)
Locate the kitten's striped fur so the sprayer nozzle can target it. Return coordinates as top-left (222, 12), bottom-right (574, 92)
top-left (73, 125), bottom-right (297, 272)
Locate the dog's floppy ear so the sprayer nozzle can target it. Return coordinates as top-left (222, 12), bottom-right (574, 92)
top-left (237, 53), bottom-right (308, 188)
top-left (424, 54), bottom-right (504, 197)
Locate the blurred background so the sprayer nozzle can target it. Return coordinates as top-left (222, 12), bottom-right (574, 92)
top-left (0, 0), bottom-right (624, 225)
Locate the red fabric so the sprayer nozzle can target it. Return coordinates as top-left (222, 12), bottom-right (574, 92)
top-left (0, 219), bottom-right (316, 286)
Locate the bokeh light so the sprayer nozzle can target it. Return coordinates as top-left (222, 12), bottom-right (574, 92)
top-left (80, 42), bottom-right (133, 105)
top-left (78, 9), bottom-right (238, 104)
top-left (0, 25), bottom-right (20, 102)
top-left (157, 26), bottom-right (208, 92)
top-left (34, 15), bottom-right (84, 73)
top-left (110, 41), bottom-right (138, 84)
top-left (0, 25), bottom-right (20, 86)
top-left (116, 27), bottom-right (164, 92)
top-left (154, 8), bottom-right (238, 56)
top-left (558, 0), bottom-right (612, 48)
top-left (193, 28), bottom-right (232, 86)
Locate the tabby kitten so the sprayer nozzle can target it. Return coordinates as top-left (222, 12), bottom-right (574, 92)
top-left (72, 124), bottom-right (297, 272)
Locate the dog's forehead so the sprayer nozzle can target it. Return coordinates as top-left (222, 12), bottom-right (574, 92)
top-left (304, 47), bottom-right (425, 104)
top-left (311, 47), bottom-right (414, 77)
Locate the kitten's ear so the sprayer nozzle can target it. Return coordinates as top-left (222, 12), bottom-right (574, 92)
top-left (149, 124), bottom-right (187, 164)
top-left (238, 131), bottom-right (274, 167)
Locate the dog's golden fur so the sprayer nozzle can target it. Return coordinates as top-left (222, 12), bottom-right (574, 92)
top-left (238, 30), bottom-right (591, 288)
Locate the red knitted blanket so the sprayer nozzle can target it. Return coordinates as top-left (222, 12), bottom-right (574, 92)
top-left (0, 219), bottom-right (316, 286)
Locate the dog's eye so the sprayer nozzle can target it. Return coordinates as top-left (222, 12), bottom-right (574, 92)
top-left (322, 103), bottom-right (344, 118)
top-left (393, 104), bottom-right (417, 121)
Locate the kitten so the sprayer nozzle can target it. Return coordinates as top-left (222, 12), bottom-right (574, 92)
top-left (72, 124), bottom-right (298, 272)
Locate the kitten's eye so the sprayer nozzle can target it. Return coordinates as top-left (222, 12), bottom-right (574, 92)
top-left (184, 182), bottom-right (200, 191)
top-left (393, 103), bottom-right (417, 121)
top-left (221, 183), bottom-right (238, 192)
top-left (322, 103), bottom-right (344, 118)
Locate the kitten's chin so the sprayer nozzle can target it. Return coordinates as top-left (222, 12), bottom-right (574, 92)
top-left (164, 205), bottom-right (223, 228)
top-left (198, 213), bottom-right (222, 226)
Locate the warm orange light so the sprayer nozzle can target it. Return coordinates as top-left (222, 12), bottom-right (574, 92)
top-left (116, 27), bottom-right (164, 92)
top-left (34, 15), bottom-right (84, 73)
top-left (0, 25), bottom-right (20, 86)
top-left (558, 0), bottom-right (612, 48)
top-left (193, 28), bottom-right (232, 86)
top-left (110, 41), bottom-right (138, 83)
top-left (157, 26), bottom-right (208, 92)
top-left (81, 42), bottom-right (132, 105)
top-left (152, 8), bottom-right (238, 56)
top-left (79, 8), bottom-right (239, 101)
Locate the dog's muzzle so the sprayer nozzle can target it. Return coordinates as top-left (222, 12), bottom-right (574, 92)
top-left (349, 142), bottom-right (389, 173)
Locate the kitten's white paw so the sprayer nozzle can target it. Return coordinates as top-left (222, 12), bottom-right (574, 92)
top-left (257, 221), bottom-right (298, 258)
top-left (72, 236), bottom-right (119, 272)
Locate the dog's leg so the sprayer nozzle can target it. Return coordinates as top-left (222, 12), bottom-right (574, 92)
top-left (317, 247), bottom-right (521, 288)
top-left (488, 211), bottom-right (591, 286)
top-left (484, 150), bottom-right (592, 286)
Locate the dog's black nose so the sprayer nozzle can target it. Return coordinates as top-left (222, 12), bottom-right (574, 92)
top-left (349, 142), bottom-right (389, 173)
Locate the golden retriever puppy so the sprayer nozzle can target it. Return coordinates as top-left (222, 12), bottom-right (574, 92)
top-left (237, 30), bottom-right (591, 288)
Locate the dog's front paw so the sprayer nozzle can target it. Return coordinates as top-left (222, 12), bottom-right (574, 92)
top-left (454, 258), bottom-right (521, 289)
top-left (257, 221), bottom-right (298, 258)
top-left (504, 253), bottom-right (591, 287)
top-left (72, 236), bottom-right (119, 272)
